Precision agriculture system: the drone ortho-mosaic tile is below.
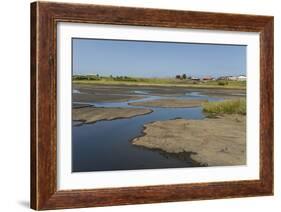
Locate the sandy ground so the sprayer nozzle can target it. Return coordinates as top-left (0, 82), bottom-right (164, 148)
top-left (132, 115), bottom-right (246, 166)
top-left (73, 106), bottom-right (153, 124)
top-left (129, 99), bottom-right (207, 108)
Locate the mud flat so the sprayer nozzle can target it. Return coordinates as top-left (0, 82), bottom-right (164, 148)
top-left (73, 106), bottom-right (153, 124)
top-left (73, 92), bottom-right (143, 103)
top-left (129, 99), bottom-right (207, 108)
top-left (72, 103), bottom-right (93, 109)
top-left (73, 83), bottom-right (246, 102)
top-left (199, 89), bottom-right (246, 99)
top-left (132, 115), bottom-right (246, 166)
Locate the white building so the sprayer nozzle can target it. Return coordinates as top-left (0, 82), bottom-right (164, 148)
top-left (227, 75), bottom-right (247, 81)
top-left (237, 75), bottom-right (247, 81)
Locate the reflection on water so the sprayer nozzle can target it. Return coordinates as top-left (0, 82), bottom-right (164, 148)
top-left (73, 89), bottom-right (81, 94)
top-left (72, 91), bottom-right (223, 172)
top-left (132, 90), bottom-right (150, 95)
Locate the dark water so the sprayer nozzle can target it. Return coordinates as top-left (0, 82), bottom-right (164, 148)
top-left (72, 91), bottom-right (221, 172)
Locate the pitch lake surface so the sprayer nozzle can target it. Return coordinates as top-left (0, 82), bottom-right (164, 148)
top-left (72, 90), bottom-right (223, 172)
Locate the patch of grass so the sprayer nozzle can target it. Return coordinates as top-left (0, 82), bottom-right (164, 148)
top-left (73, 78), bottom-right (246, 90)
top-left (203, 80), bottom-right (246, 88)
top-left (202, 99), bottom-right (246, 116)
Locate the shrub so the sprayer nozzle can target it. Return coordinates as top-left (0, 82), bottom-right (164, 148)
top-left (217, 81), bottom-right (228, 86)
top-left (113, 76), bottom-right (137, 82)
top-left (202, 99), bottom-right (246, 115)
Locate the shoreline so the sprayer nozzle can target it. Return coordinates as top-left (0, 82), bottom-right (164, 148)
top-left (73, 106), bottom-right (153, 125)
top-left (129, 98), bottom-right (207, 108)
top-left (133, 143), bottom-right (205, 167)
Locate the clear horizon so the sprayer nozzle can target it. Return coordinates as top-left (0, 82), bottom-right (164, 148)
top-left (73, 38), bottom-right (246, 78)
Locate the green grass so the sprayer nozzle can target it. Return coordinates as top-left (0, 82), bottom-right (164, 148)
top-left (72, 76), bottom-right (246, 90)
top-left (202, 99), bottom-right (246, 116)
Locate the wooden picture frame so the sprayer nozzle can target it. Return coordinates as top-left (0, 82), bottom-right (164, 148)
top-left (31, 1), bottom-right (274, 210)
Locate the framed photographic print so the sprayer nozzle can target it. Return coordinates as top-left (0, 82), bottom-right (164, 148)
top-left (30, 1), bottom-right (274, 210)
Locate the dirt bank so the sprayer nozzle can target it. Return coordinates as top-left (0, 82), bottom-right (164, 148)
top-left (73, 106), bottom-right (153, 124)
top-left (132, 115), bottom-right (246, 166)
top-left (129, 99), bottom-right (207, 108)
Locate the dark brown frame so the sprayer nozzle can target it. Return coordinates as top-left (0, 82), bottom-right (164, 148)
top-left (31, 1), bottom-right (274, 210)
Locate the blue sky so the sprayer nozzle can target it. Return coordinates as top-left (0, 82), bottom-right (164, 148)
top-left (72, 38), bottom-right (246, 78)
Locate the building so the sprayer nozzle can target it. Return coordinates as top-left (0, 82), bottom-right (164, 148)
top-left (202, 76), bottom-right (214, 80)
top-left (217, 76), bottom-right (229, 80)
top-left (217, 75), bottom-right (246, 81)
top-left (227, 76), bottom-right (237, 80)
top-left (228, 75), bottom-right (247, 81)
top-left (191, 77), bottom-right (200, 81)
top-left (237, 75), bottom-right (247, 81)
